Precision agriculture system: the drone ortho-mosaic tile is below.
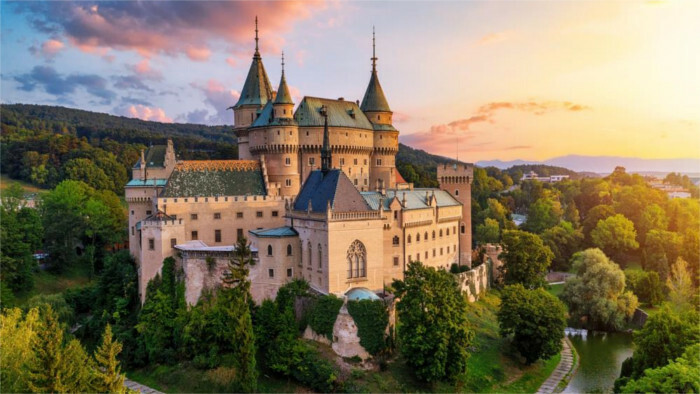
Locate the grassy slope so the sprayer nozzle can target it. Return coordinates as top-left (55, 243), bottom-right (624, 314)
top-left (14, 264), bottom-right (93, 306)
top-left (0, 174), bottom-right (47, 194)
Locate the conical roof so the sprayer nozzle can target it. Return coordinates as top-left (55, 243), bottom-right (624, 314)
top-left (274, 56), bottom-right (294, 105)
top-left (235, 53), bottom-right (274, 108)
top-left (360, 70), bottom-right (391, 113)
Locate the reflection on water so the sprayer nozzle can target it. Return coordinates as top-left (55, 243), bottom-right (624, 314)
top-left (563, 330), bottom-right (634, 394)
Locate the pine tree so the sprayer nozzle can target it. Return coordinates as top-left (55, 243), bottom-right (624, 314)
top-left (28, 307), bottom-right (64, 393)
top-left (59, 339), bottom-right (95, 393)
top-left (93, 324), bottom-right (126, 393)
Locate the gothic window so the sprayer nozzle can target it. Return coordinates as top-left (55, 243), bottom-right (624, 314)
top-left (346, 240), bottom-right (367, 279)
top-left (461, 225), bottom-right (466, 234)
top-left (446, 228), bottom-right (450, 236)
top-left (424, 231), bottom-right (428, 240)
top-left (432, 231), bottom-right (436, 240)
top-left (267, 245), bottom-right (273, 256)
top-left (455, 189), bottom-right (459, 196)
top-left (407, 235), bottom-right (412, 244)
top-left (318, 244), bottom-right (323, 269)
top-left (392, 236), bottom-right (400, 246)
top-left (287, 244), bottom-right (293, 256)
top-left (440, 229), bottom-right (443, 237)
top-left (308, 242), bottom-right (312, 267)
top-left (299, 241), bottom-right (303, 266)
top-left (416, 233), bottom-right (420, 242)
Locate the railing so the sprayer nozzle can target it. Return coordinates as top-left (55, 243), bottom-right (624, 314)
top-left (331, 211), bottom-right (382, 221)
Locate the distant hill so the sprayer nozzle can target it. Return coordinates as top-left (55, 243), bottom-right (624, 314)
top-left (478, 155), bottom-right (700, 175)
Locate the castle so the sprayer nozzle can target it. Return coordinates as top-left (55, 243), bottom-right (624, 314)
top-left (125, 20), bottom-right (474, 304)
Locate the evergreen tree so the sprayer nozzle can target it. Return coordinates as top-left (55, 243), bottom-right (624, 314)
top-left (28, 307), bottom-right (65, 393)
top-left (93, 324), bottom-right (125, 393)
top-left (59, 339), bottom-right (95, 393)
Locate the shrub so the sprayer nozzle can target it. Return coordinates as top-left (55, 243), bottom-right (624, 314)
top-left (347, 299), bottom-right (389, 355)
top-left (308, 295), bottom-right (343, 340)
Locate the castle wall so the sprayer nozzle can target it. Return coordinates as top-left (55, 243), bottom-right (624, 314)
top-left (138, 218), bottom-right (185, 301)
top-left (402, 207), bottom-right (460, 271)
top-left (178, 251), bottom-right (232, 305)
top-left (327, 218), bottom-right (385, 295)
top-left (248, 235), bottom-right (300, 303)
top-left (126, 186), bottom-right (161, 265)
top-left (438, 163), bottom-right (474, 266)
top-left (157, 195), bottom-right (286, 246)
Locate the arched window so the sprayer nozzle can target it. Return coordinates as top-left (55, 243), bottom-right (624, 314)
top-left (392, 236), bottom-right (400, 245)
top-left (346, 240), bottom-right (367, 278)
top-left (407, 235), bottom-right (412, 244)
top-left (298, 241), bottom-right (303, 266)
top-left (416, 233), bottom-right (421, 242)
top-left (432, 231), bottom-right (436, 240)
top-left (440, 229), bottom-right (443, 237)
top-left (424, 231), bottom-right (428, 240)
top-left (461, 225), bottom-right (466, 234)
top-left (267, 245), bottom-right (273, 256)
top-left (455, 189), bottom-right (459, 196)
top-left (307, 242), bottom-right (312, 266)
top-left (318, 244), bottom-right (323, 268)
top-left (287, 244), bottom-right (292, 256)
top-left (446, 228), bottom-right (450, 236)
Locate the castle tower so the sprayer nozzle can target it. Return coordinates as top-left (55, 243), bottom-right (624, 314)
top-left (233, 17), bottom-right (274, 159)
top-left (263, 52), bottom-right (301, 197)
top-left (437, 162), bottom-right (474, 267)
top-left (362, 28), bottom-right (399, 189)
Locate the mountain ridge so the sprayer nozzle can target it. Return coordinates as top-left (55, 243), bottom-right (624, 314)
top-left (478, 154), bottom-right (700, 174)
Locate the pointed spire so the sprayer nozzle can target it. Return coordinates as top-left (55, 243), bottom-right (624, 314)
top-left (234, 17), bottom-right (273, 108)
top-left (360, 27), bottom-right (391, 113)
top-left (320, 105), bottom-right (331, 174)
top-left (254, 16), bottom-right (260, 57)
top-left (274, 51), bottom-right (293, 105)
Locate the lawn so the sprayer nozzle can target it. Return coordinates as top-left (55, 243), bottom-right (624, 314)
top-left (14, 264), bottom-right (94, 306)
top-left (547, 283), bottom-right (565, 297)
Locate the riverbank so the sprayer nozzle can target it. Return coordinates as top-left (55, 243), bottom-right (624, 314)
top-left (536, 337), bottom-right (578, 394)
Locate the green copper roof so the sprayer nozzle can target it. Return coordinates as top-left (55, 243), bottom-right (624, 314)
top-left (250, 102), bottom-right (298, 128)
top-left (372, 123), bottom-right (397, 132)
top-left (161, 161), bottom-right (266, 197)
top-left (294, 97), bottom-right (373, 130)
top-left (249, 226), bottom-right (298, 238)
top-left (360, 70), bottom-right (391, 113)
top-left (235, 53), bottom-right (274, 108)
top-left (273, 69), bottom-right (294, 105)
top-left (126, 179), bottom-right (168, 187)
top-left (134, 145), bottom-right (167, 168)
top-left (361, 189), bottom-right (461, 210)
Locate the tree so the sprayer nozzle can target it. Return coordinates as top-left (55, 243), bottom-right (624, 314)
top-left (523, 196), bottom-right (563, 233)
top-left (0, 308), bottom-right (41, 393)
top-left (620, 344), bottom-right (700, 394)
top-left (93, 324), bottom-right (125, 393)
top-left (563, 201), bottom-right (581, 228)
top-left (28, 306), bottom-right (65, 393)
top-left (541, 221), bottom-right (583, 271)
top-left (499, 230), bottom-right (553, 289)
top-left (667, 258), bottom-right (695, 308)
top-left (644, 229), bottom-right (682, 280)
top-left (624, 269), bottom-right (664, 306)
top-left (392, 261), bottom-right (473, 383)
top-left (590, 214), bottom-right (639, 265)
top-left (498, 284), bottom-right (566, 364)
top-left (618, 306), bottom-right (699, 381)
top-left (581, 204), bottom-right (615, 245)
top-left (63, 157), bottom-right (112, 192)
top-left (476, 218), bottom-right (500, 244)
top-left (561, 248), bottom-right (638, 331)
top-left (638, 204), bottom-right (668, 245)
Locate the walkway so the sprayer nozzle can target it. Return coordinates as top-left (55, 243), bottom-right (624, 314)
top-left (536, 337), bottom-right (576, 394)
top-left (124, 378), bottom-right (163, 394)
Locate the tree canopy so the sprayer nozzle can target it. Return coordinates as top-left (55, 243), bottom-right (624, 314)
top-left (499, 230), bottom-right (553, 289)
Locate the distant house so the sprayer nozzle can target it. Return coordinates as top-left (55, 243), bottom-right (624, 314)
top-left (522, 171), bottom-right (569, 183)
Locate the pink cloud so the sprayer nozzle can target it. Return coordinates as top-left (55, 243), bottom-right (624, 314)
top-left (477, 31), bottom-right (514, 46)
top-left (126, 105), bottom-right (172, 123)
top-left (42, 39), bottom-right (64, 56)
top-left (21, 2), bottom-right (325, 60)
top-left (226, 57), bottom-right (238, 67)
top-left (187, 79), bottom-right (241, 124)
top-left (127, 59), bottom-right (162, 80)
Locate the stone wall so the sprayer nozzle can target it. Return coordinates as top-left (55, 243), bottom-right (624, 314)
top-left (456, 243), bottom-right (503, 302)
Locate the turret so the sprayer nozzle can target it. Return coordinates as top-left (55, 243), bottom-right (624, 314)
top-left (233, 17), bottom-right (274, 159)
top-left (273, 52), bottom-right (294, 119)
top-left (360, 27), bottom-right (393, 126)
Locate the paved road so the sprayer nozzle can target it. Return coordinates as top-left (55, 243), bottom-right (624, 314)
top-left (536, 337), bottom-right (576, 394)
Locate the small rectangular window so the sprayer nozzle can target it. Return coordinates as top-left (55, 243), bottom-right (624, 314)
top-left (131, 210), bottom-right (134, 215)
top-left (237, 229), bottom-right (243, 240)
top-left (354, 179), bottom-right (358, 186)
top-left (146, 210), bottom-right (152, 216)
top-left (215, 230), bottom-right (221, 243)
top-left (309, 157), bottom-right (315, 165)
top-left (148, 238), bottom-right (155, 250)
top-left (354, 158), bottom-right (358, 165)
top-left (393, 257), bottom-right (399, 266)
top-left (256, 211), bottom-right (263, 218)
top-left (237, 212), bottom-right (243, 218)
top-left (285, 179), bottom-right (291, 187)
top-left (191, 231), bottom-right (198, 240)
top-left (131, 226), bottom-right (134, 236)
top-left (171, 238), bottom-right (177, 248)
top-left (191, 213), bottom-right (198, 220)
top-left (285, 157), bottom-right (291, 166)
top-left (272, 211), bottom-right (279, 217)
top-left (377, 159), bottom-right (382, 166)
top-left (340, 158), bottom-right (345, 166)
top-left (287, 268), bottom-right (293, 277)
top-left (394, 211), bottom-right (398, 220)
top-left (268, 269), bottom-right (274, 278)
top-left (214, 212), bottom-right (221, 219)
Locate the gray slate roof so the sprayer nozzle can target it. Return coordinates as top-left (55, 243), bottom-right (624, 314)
top-left (249, 226), bottom-right (299, 238)
top-left (361, 189), bottom-right (461, 210)
top-left (235, 54), bottom-right (274, 107)
top-left (161, 160), bottom-right (266, 197)
top-left (360, 70), bottom-right (391, 113)
top-left (134, 145), bottom-right (167, 168)
top-left (293, 169), bottom-right (371, 213)
top-left (294, 97), bottom-right (373, 130)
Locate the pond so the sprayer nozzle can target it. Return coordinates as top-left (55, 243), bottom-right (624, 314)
top-left (563, 329), bottom-right (634, 393)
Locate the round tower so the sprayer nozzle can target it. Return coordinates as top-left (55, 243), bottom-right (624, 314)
top-left (361, 28), bottom-right (399, 190)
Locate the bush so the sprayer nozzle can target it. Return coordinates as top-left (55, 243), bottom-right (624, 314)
top-left (347, 300), bottom-right (389, 355)
top-left (450, 263), bottom-right (470, 274)
top-left (307, 295), bottom-right (343, 341)
top-left (291, 342), bottom-right (338, 393)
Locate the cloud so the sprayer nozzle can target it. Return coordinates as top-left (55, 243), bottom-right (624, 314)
top-left (226, 57), bottom-right (238, 67)
top-left (14, 65), bottom-right (115, 104)
top-left (122, 104), bottom-right (172, 123)
top-left (13, 2), bottom-right (324, 59)
top-left (187, 79), bottom-right (241, 125)
top-left (477, 31), bottom-right (513, 46)
top-left (112, 75), bottom-right (153, 92)
top-left (29, 39), bottom-right (65, 60)
top-left (401, 100), bottom-right (590, 154)
top-left (127, 59), bottom-right (162, 80)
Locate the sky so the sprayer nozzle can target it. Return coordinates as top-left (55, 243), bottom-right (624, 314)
top-left (1, 1), bottom-right (699, 162)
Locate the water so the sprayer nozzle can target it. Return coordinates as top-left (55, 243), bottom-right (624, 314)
top-left (563, 330), bottom-right (634, 393)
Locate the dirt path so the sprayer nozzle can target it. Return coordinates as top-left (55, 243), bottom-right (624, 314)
top-left (124, 378), bottom-right (163, 394)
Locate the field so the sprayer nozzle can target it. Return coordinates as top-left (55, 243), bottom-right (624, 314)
top-left (0, 174), bottom-right (47, 194)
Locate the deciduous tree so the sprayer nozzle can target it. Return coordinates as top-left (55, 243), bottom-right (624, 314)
top-left (590, 214), bottom-right (639, 265)
top-left (499, 230), bottom-right (553, 289)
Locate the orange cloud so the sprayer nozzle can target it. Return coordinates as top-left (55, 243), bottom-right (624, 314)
top-left (186, 47), bottom-right (211, 61)
top-left (477, 31), bottom-right (513, 45)
top-left (127, 105), bottom-right (172, 123)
